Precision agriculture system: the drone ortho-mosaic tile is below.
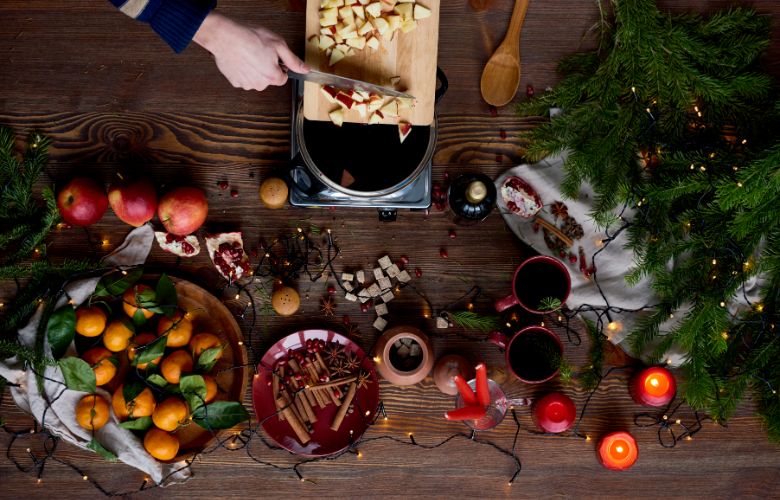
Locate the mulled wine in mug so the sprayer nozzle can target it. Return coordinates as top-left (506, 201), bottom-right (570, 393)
top-left (489, 325), bottom-right (563, 384)
top-left (495, 255), bottom-right (571, 314)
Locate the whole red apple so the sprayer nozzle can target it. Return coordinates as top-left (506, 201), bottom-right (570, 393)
top-left (108, 175), bottom-right (158, 227)
top-left (57, 177), bottom-right (108, 226)
top-left (157, 186), bottom-right (208, 236)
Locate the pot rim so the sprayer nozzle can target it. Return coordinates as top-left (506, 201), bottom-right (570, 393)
top-left (295, 98), bottom-right (437, 198)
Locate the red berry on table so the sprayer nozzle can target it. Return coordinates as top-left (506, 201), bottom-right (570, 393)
top-left (568, 253), bottom-right (577, 264)
top-left (360, 302), bottom-right (370, 313)
top-left (526, 84), bottom-right (535, 98)
top-left (448, 229), bottom-right (457, 239)
top-left (327, 285), bottom-right (336, 296)
top-left (342, 315), bottom-right (350, 325)
top-left (218, 180), bottom-right (229, 190)
top-left (559, 250), bottom-right (566, 258)
top-left (414, 267), bottom-right (423, 278)
top-left (443, 172), bottom-right (450, 182)
top-left (500, 129), bottom-right (507, 140)
top-left (230, 189), bottom-right (239, 198)
top-left (400, 255), bottom-right (410, 266)
top-left (489, 105), bottom-right (498, 117)
top-left (439, 248), bottom-right (448, 259)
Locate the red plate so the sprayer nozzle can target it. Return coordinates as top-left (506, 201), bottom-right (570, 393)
top-left (252, 329), bottom-right (379, 457)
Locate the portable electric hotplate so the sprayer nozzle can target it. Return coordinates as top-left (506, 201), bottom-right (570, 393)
top-left (288, 72), bottom-right (448, 221)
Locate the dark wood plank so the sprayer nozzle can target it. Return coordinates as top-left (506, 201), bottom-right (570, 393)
top-left (2, 0), bottom-right (780, 497)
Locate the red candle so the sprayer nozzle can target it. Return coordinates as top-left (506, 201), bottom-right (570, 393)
top-left (633, 367), bottom-right (676, 407)
top-left (598, 431), bottom-right (638, 471)
top-left (533, 392), bottom-right (576, 433)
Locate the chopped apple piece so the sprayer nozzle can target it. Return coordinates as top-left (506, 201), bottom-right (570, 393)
top-left (358, 22), bottom-right (374, 36)
top-left (336, 43), bottom-right (350, 52)
top-left (396, 0), bottom-right (414, 3)
top-left (398, 121), bottom-right (412, 143)
top-left (354, 102), bottom-right (368, 118)
top-left (335, 91), bottom-right (356, 109)
top-left (352, 5), bottom-right (366, 19)
top-left (340, 169), bottom-right (355, 187)
top-left (334, 32), bottom-right (344, 43)
top-left (319, 35), bottom-right (336, 50)
top-left (359, 0), bottom-right (370, 4)
top-left (367, 95), bottom-right (384, 112)
top-left (320, 7), bottom-right (339, 26)
top-left (398, 97), bottom-right (415, 109)
top-left (329, 108), bottom-right (345, 127)
top-left (372, 17), bottom-right (390, 35)
top-left (369, 111), bottom-right (384, 124)
top-left (414, 4), bottom-right (431, 20)
top-left (320, 85), bottom-right (340, 103)
top-left (346, 36), bottom-right (366, 49)
top-left (338, 5), bottom-right (355, 22)
top-left (381, 0), bottom-right (398, 9)
top-left (365, 2), bottom-right (382, 18)
top-left (336, 22), bottom-right (357, 36)
top-left (329, 48), bottom-right (347, 66)
top-left (393, 3), bottom-right (413, 21)
top-left (400, 18), bottom-right (417, 33)
top-left (355, 16), bottom-right (365, 29)
top-left (386, 15), bottom-right (402, 32)
top-left (380, 99), bottom-right (399, 117)
top-left (342, 30), bottom-right (358, 39)
top-left (357, 90), bottom-right (371, 100)
top-left (350, 91), bottom-right (365, 102)
top-left (366, 36), bottom-right (380, 50)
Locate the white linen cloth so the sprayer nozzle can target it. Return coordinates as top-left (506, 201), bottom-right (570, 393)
top-left (495, 155), bottom-right (764, 365)
top-left (0, 224), bottom-right (191, 486)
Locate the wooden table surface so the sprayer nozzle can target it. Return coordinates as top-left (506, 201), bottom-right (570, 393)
top-left (2, 0), bottom-right (780, 498)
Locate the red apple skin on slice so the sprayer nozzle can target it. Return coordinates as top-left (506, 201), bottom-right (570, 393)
top-left (445, 405), bottom-right (488, 421)
top-left (398, 121), bottom-right (412, 143)
top-left (453, 374), bottom-right (479, 406)
top-left (335, 92), bottom-right (356, 109)
top-left (475, 362), bottom-right (491, 408)
top-left (341, 170), bottom-right (356, 188)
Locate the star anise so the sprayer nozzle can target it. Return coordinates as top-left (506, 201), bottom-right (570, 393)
top-left (331, 361), bottom-right (350, 377)
top-left (320, 296), bottom-right (337, 317)
top-left (356, 370), bottom-right (373, 390)
top-left (323, 342), bottom-right (344, 365)
top-left (550, 201), bottom-right (568, 220)
top-left (343, 352), bottom-right (361, 372)
top-left (344, 322), bottom-right (360, 338)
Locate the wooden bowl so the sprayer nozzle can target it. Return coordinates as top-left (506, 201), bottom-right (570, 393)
top-left (168, 277), bottom-right (248, 460)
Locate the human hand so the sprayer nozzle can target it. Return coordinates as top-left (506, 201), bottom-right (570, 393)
top-left (193, 12), bottom-right (309, 91)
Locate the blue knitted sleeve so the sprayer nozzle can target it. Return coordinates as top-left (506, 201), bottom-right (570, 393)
top-left (108, 0), bottom-right (217, 53)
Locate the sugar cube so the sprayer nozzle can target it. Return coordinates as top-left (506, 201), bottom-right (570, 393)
top-left (373, 316), bottom-right (388, 331)
top-left (436, 316), bottom-right (450, 329)
top-left (341, 272), bottom-right (354, 282)
top-left (378, 277), bottom-right (392, 290)
top-left (387, 264), bottom-right (400, 278)
top-left (356, 270), bottom-right (366, 284)
top-left (397, 270), bottom-right (411, 283)
top-left (359, 295), bottom-right (371, 303)
top-left (343, 282), bottom-right (354, 292)
top-left (375, 303), bottom-right (389, 316)
top-left (381, 291), bottom-right (395, 303)
top-left (368, 283), bottom-right (382, 297)
top-left (378, 255), bottom-right (393, 269)
top-left (373, 267), bottom-right (385, 280)
top-left (345, 293), bottom-right (357, 302)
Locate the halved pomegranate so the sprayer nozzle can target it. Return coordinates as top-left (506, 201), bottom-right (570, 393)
top-left (205, 232), bottom-right (251, 282)
top-left (154, 231), bottom-right (200, 257)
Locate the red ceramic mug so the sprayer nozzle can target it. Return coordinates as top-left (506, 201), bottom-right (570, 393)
top-left (489, 325), bottom-right (563, 384)
top-left (495, 255), bottom-right (571, 314)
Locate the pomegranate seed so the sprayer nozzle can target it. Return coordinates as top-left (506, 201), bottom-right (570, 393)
top-left (360, 302), bottom-right (370, 313)
top-left (489, 105), bottom-right (497, 117)
top-left (327, 285), bottom-right (336, 296)
top-left (448, 229), bottom-right (457, 239)
top-left (400, 255), bottom-right (410, 265)
top-left (230, 189), bottom-right (239, 198)
top-left (342, 315), bottom-right (350, 325)
top-left (559, 250), bottom-right (566, 258)
top-left (440, 248), bottom-right (448, 258)
top-left (218, 180), bottom-right (229, 190)
top-left (414, 267), bottom-right (423, 278)
top-left (526, 84), bottom-right (535, 98)
top-left (569, 254), bottom-right (578, 264)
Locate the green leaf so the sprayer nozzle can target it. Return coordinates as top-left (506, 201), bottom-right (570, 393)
top-left (123, 380), bottom-right (146, 403)
top-left (46, 305), bottom-right (76, 359)
top-left (93, 268), bottom-right (143, 297)
top-left (132, 308), bottom-right (149, 328)
top-left (119, 416), bottom-right (153, 431)
top-left (179, 374), bottom-right (208, 413)
top-left (155, 274), bottom-right (178, 318)
top-left (192, 401), bottom-right (249, 430)
top-left (196, 346), bottom-right (223, 373)
top-left (58, 357), bottom-right (96, 393)
top-left (147, 374), bottom-right (168, 388)
top-left (87, 438), bottom-right (117, 461)
top-left (133, 336), bottom-right (167, 365)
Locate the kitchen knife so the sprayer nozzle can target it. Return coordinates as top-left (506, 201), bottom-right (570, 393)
top-left (286, 69), bottom-right (415, 100)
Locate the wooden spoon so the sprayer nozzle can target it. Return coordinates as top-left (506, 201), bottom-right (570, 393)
top-left (480, 0), bottom-right (531, 107)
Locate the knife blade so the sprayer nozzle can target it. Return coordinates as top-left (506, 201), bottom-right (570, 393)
top-left (287, 69), bottom-right (415, 100)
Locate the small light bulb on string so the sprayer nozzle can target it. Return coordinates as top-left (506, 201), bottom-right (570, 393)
top-left (662, 414), bottom-right (668, 421)
top-left (356, 450), bottom-right (363, 459)
top-left (234, 294), bottom-right (240, 300)
top-left (690, 164), bottom-right (695, 170)
top-left (711, 259), bottom-right (717, 265)
top-left (466, 302), bottom-right (474, 311)
top-left (675, 419), bottom-right (682, 425)
top-left (121, 270), bottom-right (128, 275)
top-left (585, 435), bottom-right (592, 442)
top-left (82, 475), bottom-right (89, 481)
top-left (373, 355), bottom-right (381, 364)
top-left (237, 341), bottom-right (244, 346)
top-left (666, 358), bottom-right (673, 365)
top-left (607, 321), bottom-right (620, 332)
top-left (719, 301), bottom-right (726, 308)
top-left (102, 239), bottom-right (110, 247)
top-left (741, 139), bottom-right (747, 145)
top-left (721, 331), bottom-right (729, 340)
top-left (737, 182), bottom-right (743, 188)
top-left (37, 479), bottom-right (42, 485)
top-left (699, 165), bottom-right (706, 172)
top-left (669, 313), bottom-right (674, 319)
top-left (756, 303), bottom-right (765, 313)
top-left (685, 436), bottom-right (693, 441)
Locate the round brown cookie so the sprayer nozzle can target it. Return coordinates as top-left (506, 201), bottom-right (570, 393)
top-left (271, 286), bottom-right (300, 316)
top-left (259, 177), bottom-right (289, 209)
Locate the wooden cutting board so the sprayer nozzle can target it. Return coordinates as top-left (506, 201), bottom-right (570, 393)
top-left (303, 0), bottom-right (440, 126)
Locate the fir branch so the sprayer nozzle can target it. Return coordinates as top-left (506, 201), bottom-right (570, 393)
top-left (447, 311), bottom-right (501, 333)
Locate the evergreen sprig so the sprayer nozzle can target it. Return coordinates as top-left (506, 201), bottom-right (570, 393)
top-left (517, 1), bottom-right (780, 439)
top-left (447, 311), bottom-right (501, 333)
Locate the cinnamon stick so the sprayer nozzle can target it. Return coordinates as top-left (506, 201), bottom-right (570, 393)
top-left (305, 362), bottom-right (327, 408)
top-left (534, 216), bottom-right (573, 248)
top-left (289, 359), bottom-right (318, 407)
top-left (276, 397), bottom-right (310, 445)
top-left (307, 376), bottom-right (357, 391)
top-left (330, 382), bottom-right (357, 431)
top-left (313, 358), bottom-right (341, 406)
